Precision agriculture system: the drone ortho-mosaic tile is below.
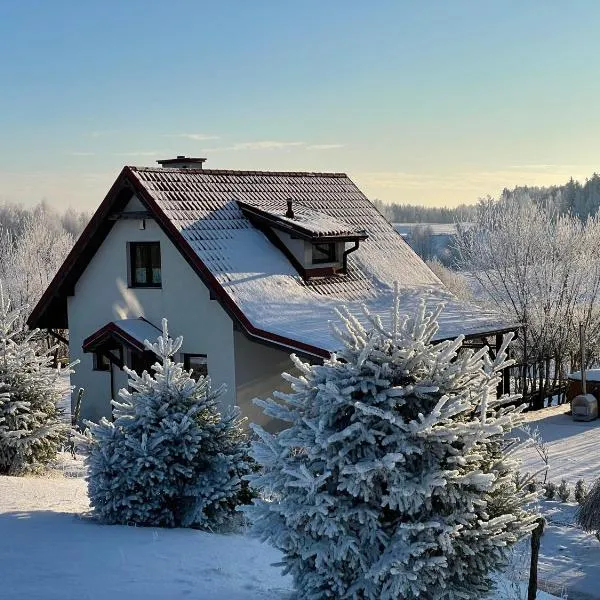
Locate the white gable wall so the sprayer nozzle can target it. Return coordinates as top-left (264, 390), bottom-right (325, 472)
top-left (68, 195), bottom-right (236, 422)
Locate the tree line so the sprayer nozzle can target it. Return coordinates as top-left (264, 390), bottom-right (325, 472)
top-left (0, 201), bottom-right (89, 313)
top-left (376, 171), bottom-right (600, 223)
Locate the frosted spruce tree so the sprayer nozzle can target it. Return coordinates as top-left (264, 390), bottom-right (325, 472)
top-left (246, 296), bottom-right (537, 600)
top-left (82, 320), bottom-right (250, 529)
top-left (0, 287), bottom-right (69, 475)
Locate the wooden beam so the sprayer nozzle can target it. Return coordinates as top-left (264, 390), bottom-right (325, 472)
top-left (109, 211), bottom-right (152, 221)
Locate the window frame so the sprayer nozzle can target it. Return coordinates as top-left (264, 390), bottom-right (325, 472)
top-left (93, 351), bottom-right (110, 371)
top-left (93, 346), bottom-right (122, 371)
top-left (128, 241), bottom-right (162, 288)
top-left (311, 242), bottom-right (337, 265)
top-left (184, 353), bottom-right (208, 380)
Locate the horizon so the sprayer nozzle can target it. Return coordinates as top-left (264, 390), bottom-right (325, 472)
top-left (2, 1), bottom-right (600, 212)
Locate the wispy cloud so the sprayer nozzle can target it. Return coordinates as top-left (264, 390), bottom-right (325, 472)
top-left (168, 133), bottom-right (221, 141)
top-left (115, 151), bottom-right (163, 157)
top-left (89, 130), bottom-right (118, 138)
top-left (306, 143), bottom-right (345, 150)
top-left (230, 140), bottom-right (305, 151)
top-left (201, 140), bottom-right (344, 152)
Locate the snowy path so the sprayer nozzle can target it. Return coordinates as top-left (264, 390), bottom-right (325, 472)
top-left (519, 404), bottom-right (600, 486)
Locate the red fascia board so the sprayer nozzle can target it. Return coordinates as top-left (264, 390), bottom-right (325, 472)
top-left (82, 322), bottom-right (147, 354)
top-left (123, 169), bottom-right (330, 359)
top-left (27, 168), bottom-right (133, 329)
top-left (237, 201), bottom-right (367, 241)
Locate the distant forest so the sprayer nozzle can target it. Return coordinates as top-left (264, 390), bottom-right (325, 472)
top-left (374, 172), bottom-right (600, 223)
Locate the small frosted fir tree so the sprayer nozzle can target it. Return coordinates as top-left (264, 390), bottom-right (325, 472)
top-left (82, 320), bottom-right (250, 529)
top-left (0, 288), bottom-right (69, 474)
top-left (576, 478), bottom-right (600, 540)
top-left (246, 297), bottom-right (538, 600)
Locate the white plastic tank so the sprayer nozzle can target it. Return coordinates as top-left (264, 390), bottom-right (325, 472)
top-left (572, 393), bottom-right (598, 421)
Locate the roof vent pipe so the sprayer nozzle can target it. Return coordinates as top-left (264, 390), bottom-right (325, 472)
top-left (285, 199), bottom-right (294, 219)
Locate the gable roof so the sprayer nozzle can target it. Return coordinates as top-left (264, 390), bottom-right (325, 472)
top-left (82, 318), bottom-right (162, 354)
top-left (29, 165), bottom-right (513, 357)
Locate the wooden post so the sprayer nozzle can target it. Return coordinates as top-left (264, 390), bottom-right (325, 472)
top-left (528, 517), bottom-right (545, 600)
top-left (496, 334), bottom-right (504, 398)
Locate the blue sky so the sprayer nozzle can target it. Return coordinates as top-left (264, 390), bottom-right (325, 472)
top-left (1, 1), bottom-right (600, 210)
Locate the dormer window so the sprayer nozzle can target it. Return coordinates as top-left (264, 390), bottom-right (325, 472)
top-left (312, 243), bottom-right (336, 264)
top-left (237, 199), bottom-right (368, 280)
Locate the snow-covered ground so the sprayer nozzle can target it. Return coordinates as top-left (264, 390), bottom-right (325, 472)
top-left (517, 404), bottom-right (600, 599)
top-left (0, 457), bottom-right (562, 600)
top-left (0, 465), bottom-right (293, 600)
top-left (2, 400), bottom-right (595, 600)
top-left (519, 403), bottom-right (600, 486)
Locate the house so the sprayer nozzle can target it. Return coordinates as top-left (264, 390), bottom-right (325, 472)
top-left (28, 157), bottom-right (514, 429)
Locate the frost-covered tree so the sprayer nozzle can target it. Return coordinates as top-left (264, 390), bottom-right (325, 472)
top-left (456, 194), bottom-right (600, 407)
top-left (82, 320), bottom-right (250, 529)
top-left (246, 297), bottom-right (537, 600)
top-left (0, 214), bottom-right (74, 314)
top-left (0, 288), bottom-right (69, 474)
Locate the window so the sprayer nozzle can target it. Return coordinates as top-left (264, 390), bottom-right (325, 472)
top-left (184, 354), bottom-right (208, 380)
top-left (311, 242), bottom-right (336, 264)
top-left (129, 242), bottom-right (161, 287)
top-left (93, 346), bottom-right (123, 371)
top-left (93, 351), bottom-right (110, 371)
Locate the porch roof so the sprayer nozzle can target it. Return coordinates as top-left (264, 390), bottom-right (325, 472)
top-left (82, 317), bottom-right (162, 354)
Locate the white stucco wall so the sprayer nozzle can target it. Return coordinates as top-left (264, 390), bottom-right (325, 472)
top-left (68, 195), bottom-right (236, 423)
top-left (272, 230), bottom-right (345, 268)
top-left (233, 330), bottom-right (295, 432)
top-left (273, 230), bottom-right (307, 265)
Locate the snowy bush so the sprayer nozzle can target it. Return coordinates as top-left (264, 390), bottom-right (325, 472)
top-left (245, 297), bottom-right (538, 600)
top-left (81, 319), bottom-right (251, 529)
top-left (575, 479), bottom-right (588, 505)
top-left (525, 477), bottom-right (539, 494)
top-left (544, 482), bottom-right (557, 500)
top-left (557, 480), bottom-right (571, 503)
top-left (0, 288), bottom-right (70, 474)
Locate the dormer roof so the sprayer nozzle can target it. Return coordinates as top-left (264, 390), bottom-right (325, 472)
top-left (237, 199), bottom-right (368, 241)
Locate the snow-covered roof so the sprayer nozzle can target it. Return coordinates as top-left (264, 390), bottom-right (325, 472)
top-left (30, 166), bottom-right (515, 356)
top-left (237, 199), bottom-right (366, 239)
top-left (83, 318), bottom-right (162, 354)
top-left (130, 167), bottom-right (512, 351)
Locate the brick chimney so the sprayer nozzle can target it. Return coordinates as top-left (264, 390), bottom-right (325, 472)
top-left (157, 156), bottom-right (206, 169)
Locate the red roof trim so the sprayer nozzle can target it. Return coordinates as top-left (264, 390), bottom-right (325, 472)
top-left (124, 169), bottom-right (330, 358)
top-left (29, 166), bottom-right (329, 358)
top-left (82, 322), bottom-right (147, 354)
top-left (27, 168), bottom-right (134, 329)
